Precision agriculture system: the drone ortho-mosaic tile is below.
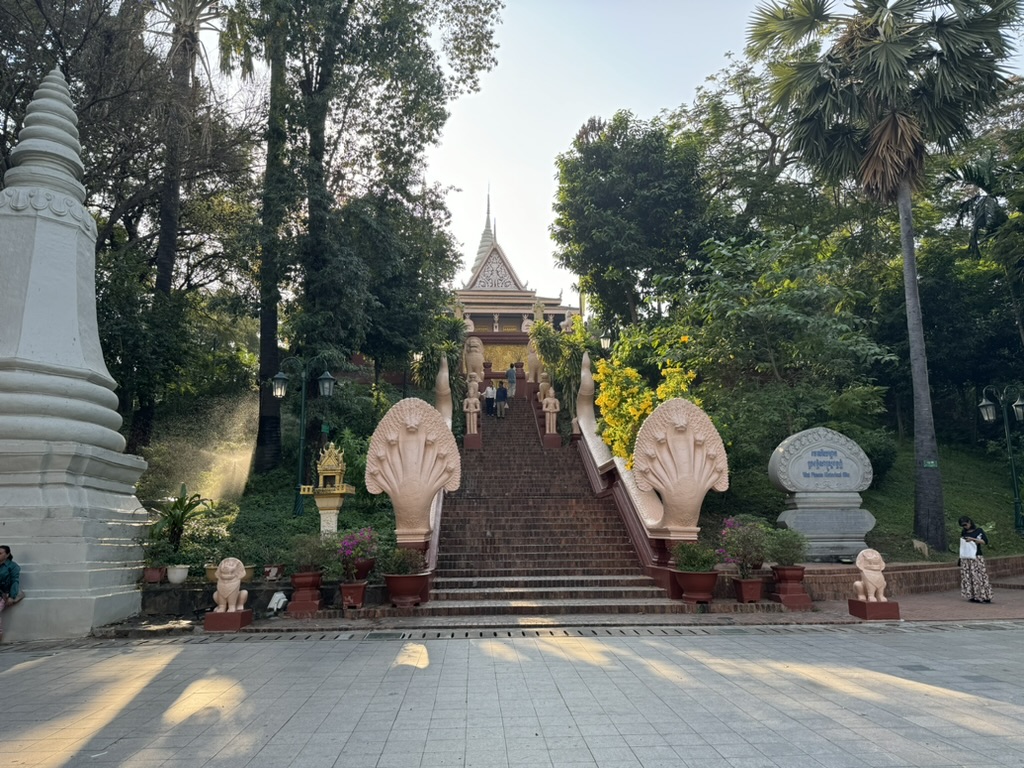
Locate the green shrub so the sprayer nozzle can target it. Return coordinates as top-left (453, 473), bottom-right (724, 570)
top-left (768, 528), bottom-right (808, 566)
top-left (671, 541), bottom-right (719, 572)
top-left (149, 484), bottom-right (210, 552)
top-left (717, 517), bottom-right (771, 578)
top-left (289, 533), bottom-right (335, 571)
top-left (378, 547), bottom-right (427, 575)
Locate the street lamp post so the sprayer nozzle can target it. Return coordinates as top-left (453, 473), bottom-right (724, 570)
top-left (272, 359), bottom-right (337, 516)
top-left (978, 385), bottom-right (1024, 536)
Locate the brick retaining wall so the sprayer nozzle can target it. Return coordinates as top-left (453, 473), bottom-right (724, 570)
top-left (799, 555), bottom-right (1024, 601)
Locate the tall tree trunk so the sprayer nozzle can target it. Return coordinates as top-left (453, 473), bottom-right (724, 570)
top-left (252, 11), bottom-right (288, 474)
top-left (897, 180), bottom-right (946, 551)
top-left (131, 23), bottom-right (195, 450)
top-left (154, 23), bottom-right (193, 296)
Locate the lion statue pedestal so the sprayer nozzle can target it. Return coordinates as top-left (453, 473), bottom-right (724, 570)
top-left (204, 557), bottom-right (253, 632)
top-left (848, 548), bottom-right (900, 621)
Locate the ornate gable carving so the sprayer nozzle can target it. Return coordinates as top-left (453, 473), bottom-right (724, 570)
top-left (466, 243), bottom-right (526, 292)
top-left (475, 251), bottom-right (515, 289)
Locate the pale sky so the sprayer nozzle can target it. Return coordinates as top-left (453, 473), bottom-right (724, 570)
top-left (424, 0), bottom-right (1024, 306)
top-left (424, 0), bottom-right (777, 304)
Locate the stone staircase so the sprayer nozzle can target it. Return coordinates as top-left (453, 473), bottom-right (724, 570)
top-left (357, 387), bottom-right (696, 619)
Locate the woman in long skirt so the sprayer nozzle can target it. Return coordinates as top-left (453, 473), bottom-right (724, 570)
top-left (959, 516), bottom-right (992, 603)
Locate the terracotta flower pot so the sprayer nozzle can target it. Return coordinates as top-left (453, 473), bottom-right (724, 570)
top-left (384, 572), bottom-right (429, 608)
top-left (672, 571), bottom-right (718, 605)
top-left (339, 581), bottom-right (368, 609)
top-left (290, 571), bottom-right (323, 590)
top-left (769, 565), bottom-right (813, 610)
top-left (262, 564), bottom-right (286, 581)
top-left (732, 577), bottom-right (765, 603)
top-left (354, 558), bottom-right (376, 581)
top-left (143, 566), bottom-right (166, 584)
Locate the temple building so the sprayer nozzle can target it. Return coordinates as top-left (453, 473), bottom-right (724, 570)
top-left (452, 200), bottom-right (578, 371)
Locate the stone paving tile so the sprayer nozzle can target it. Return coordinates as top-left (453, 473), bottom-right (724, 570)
top-left (6, 623), bottom-right (1024, 768)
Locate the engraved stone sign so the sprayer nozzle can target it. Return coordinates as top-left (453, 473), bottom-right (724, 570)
top-left (768, 428), bottom-right (876, 561)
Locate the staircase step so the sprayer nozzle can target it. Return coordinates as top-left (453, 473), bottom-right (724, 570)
top-left (347, 598), bottom-right (786, 619)
top-left (432, 586), bottom-right (667, 601)
top-left (433, 575), bottom-right (657, 589)
top-left (435, 566), bottom-right (647, 578)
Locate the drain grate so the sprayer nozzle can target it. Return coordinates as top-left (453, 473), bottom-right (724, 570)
top-left (2, 620), bottom-right (1022, 653)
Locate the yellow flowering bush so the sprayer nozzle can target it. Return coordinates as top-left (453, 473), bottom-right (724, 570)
top-left (594, 359), bottom-right (699, 468)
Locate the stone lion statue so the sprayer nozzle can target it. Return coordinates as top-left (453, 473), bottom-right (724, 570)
top-left (214, 557), bottom-right (249, 613)
top-left (853, 548), bottom-right (887, 602)
top-left (464, 336), bottom-right (484, 383)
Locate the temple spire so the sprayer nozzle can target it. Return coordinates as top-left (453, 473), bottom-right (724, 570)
top-left (472, 192), bottom-right (495, 272)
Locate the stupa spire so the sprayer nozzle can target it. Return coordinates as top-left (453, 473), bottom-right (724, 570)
top-left (5, 69), bottom-right (86, 201)
top-left (472, 191), bottom-right (495, 271)
top-left (0, 68), bottom-right (147, 642)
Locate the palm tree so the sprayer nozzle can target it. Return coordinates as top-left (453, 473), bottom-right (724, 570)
top-left (748, 0), bottom-right (1020, 550)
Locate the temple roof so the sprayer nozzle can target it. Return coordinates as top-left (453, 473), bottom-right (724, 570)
top-left (456, 197), bottom-right (578, 320)
top-left (463, 197), bottom-right (530, 292)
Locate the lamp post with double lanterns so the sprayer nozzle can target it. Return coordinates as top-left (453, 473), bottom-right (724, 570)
top-left (272, 359), bottom-right (336, 516)
top-left (978, 385), bottom-right (1024, 536)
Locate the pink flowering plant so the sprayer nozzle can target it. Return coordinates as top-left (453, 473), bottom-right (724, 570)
top-left (337, 527), bottom-right (379, 582)
top-left (717, 516), bottom-right (771, 579)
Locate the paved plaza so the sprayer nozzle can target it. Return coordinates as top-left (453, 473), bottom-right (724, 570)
top-left (4, 620), bottom-right (1024, 768)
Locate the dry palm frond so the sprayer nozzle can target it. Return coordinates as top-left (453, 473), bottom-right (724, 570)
top-left (860, 110), bottom-right (924, 199)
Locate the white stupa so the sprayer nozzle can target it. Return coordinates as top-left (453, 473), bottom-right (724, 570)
top-left (0, 70), bottom-right (147, 641)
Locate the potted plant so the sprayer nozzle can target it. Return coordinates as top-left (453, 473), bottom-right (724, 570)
top-left (336, 527), bottom-right (379, 609)
top-left (379, 547), bottom-right (429, 608)
top-left (257, 539), bottom-right (288, 581)
top-left (149, 484), bottom-right (209, 584)
top-left (287, 533), bottom-right (334, 616)
top-left (149, 484), bottom-right (209, 552)
top-left (767, 527), bottom-right (812, 609)
top-left (718, 517), bottom-right (771, 603)
top-left (671, 541), bottom-right (720, 605)
top-left (142, 538), bottom-right (175, 584)
top-left (289, 533), bottom-right (331, 588)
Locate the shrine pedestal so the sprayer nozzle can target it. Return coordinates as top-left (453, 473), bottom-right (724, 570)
top-left (288, 587), bottom-right (322, 617)
top-left (464, 432), bottom-right (482, 450)
top-left (204, 609), bottom-right (253, 633)
top-left (848, 599), bottom-right (900, 620)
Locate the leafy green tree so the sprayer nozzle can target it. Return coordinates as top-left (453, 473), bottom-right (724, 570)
top-left (356, 189), bottom-right (462, 384)
top-left (529, 317), bottom-right (601, 420)
top-left (221, 0), bottom-right (502, 473)
top-left (748, 0), bottom-right (1020, 550)
top-left (665, 234), bottom-right (891, 464)
top-left (552, 111), bottom-right (710, 328)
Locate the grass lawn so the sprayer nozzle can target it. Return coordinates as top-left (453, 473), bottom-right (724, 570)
top-left (863, 442), bottom-right (1024, 561)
